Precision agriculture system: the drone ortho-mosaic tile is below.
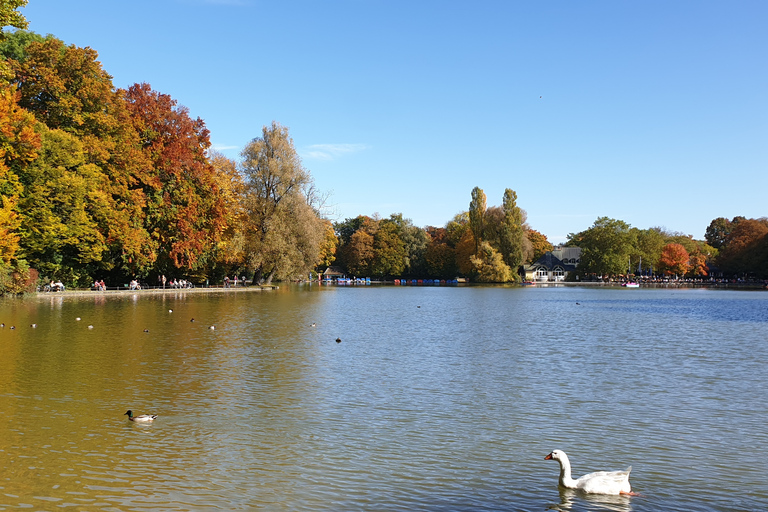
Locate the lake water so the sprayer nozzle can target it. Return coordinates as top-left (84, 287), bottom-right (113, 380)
top-left (0, 285), bottom-right (766, 511)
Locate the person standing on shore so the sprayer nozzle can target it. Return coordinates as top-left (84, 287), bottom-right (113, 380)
top-left (162, 275), bottom-right (166, 289)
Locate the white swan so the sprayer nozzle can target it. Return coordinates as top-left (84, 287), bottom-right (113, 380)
top-left (545, 450), bottom-right (635, 495)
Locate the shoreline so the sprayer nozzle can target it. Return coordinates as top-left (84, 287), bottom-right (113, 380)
top-left (32, 285), bottom-right (279, 299)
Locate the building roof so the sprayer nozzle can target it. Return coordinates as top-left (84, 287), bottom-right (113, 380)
top-left (529, 247), bottom-right (581, 271)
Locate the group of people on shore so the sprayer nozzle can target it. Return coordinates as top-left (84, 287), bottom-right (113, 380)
top-left (223, 275), bottom-right (247, 288)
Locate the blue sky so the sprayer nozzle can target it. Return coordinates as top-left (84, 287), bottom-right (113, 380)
top-left (22, 0), bottom-right (767, 244)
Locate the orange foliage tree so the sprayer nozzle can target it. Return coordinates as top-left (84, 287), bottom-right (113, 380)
top-left (717, 218), bottom-right (768, 276)
top-left (124, 82), bottom-right (228, 272)
top-left (0, 85), bottom-right (39, 265)
top-left (658, 243), bottom-right (690, 276)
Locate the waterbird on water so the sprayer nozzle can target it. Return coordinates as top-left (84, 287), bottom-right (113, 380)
top-left (125, 410), bottom-right (157, 423)
top-left (545, 450), bottom-right (637, 495)
top-left (336, 337), bottom-right (341, 343)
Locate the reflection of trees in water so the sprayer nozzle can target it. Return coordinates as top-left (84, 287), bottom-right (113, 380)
top-left (548, 488), bottom-right (633, 512)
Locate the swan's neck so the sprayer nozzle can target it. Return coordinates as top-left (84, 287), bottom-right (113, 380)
top-left (557, 455), bottom-right (576, 487)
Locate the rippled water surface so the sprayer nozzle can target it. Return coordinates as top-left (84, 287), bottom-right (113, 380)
top-left (0, 285), bottom-right (766, 511)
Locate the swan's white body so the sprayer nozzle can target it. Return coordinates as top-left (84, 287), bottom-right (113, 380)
top-left (545, 450), bottom-right (632, 495)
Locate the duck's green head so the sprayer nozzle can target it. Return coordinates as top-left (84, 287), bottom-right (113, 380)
top-left (124, 410), bottom-right (132, 417)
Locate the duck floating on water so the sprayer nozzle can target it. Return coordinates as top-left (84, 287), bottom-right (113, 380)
top-left (545, 450), bottom-right (636, 495)
top-left (125, 410), bottom-right (157, 423)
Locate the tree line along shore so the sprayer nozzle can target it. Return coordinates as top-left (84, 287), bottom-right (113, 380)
top-left (0, 4), bottom-right (765, 296)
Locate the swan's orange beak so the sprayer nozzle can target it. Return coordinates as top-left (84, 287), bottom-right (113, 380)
top-left (544, 453), bottom-right (553, 460)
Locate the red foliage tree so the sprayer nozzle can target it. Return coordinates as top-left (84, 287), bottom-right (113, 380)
top-left (124, 83), bottom-right (227, 270)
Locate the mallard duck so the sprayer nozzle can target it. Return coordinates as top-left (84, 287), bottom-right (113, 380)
top-left (125, 410), bottom-right (157, 423)
top-left (545, 450), bottom-right (635, 495)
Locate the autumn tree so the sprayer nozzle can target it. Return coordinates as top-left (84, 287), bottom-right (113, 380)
top-left (717, 218), bottom-right (768, 277)
top-left (124, 82), bottom-right (228, 273)
top-left (239, 121), bottom-right (325, 283)
top-left (0, 1), bottom-right (27, 33)
top-left (8, 36), bottom-right (154, 282)
top-left (0, 83), bottom-right (39, 293)
top-left (658, 243), bottom-right (690, 276)
top-left (202, 149), bottom-right (246, 276)
top-left (336, 216), bottom-right (378, 276)
top-left (0, 1), bottom-right (28, 80)
top-left (316, 219), bottom-right (338, 270)
top-left (470, 241), bottom-right (512, 282)
top-left (424, 226), bottom-right (457, 278)
top-left (526, 229), bottom-right (552, 263)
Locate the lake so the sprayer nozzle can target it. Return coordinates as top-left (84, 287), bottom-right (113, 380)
top-left (0, 285), bottom-right (766, 511)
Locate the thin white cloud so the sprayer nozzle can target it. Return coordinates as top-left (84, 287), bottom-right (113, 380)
top-left (303, 143), bottom-right (369, 161)
top-left (210, 144), bottom-right (240, 151)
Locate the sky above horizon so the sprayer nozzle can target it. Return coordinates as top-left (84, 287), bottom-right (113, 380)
top-left (22, 0), bottom-right (767, 244)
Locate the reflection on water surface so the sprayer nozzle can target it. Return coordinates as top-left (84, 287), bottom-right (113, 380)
top-left (0, 286), bottom-right (766, 511)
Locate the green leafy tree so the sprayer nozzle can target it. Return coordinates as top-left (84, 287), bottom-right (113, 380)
top-left (632, 227), bottom-right (665, 274)
top-left (499, 188), bottom-right (525, 280)
top-left (18, 126), bottom-right (110, 282)
top-left (387, 213), bottom-right (428, 277)
top-left (705, 217), bottom-right (733, 250)
top-left (468, 186), bottom-right (486, 252)
top-left (371, 218), bottom-right (406, 277)
top-left (568, 217), bottom-right (633, 278)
